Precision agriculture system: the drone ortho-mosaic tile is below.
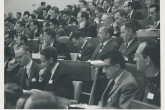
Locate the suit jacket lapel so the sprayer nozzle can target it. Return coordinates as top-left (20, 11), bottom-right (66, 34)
top-left (108, 71), bottom-right (128, 97)
top-left (124, 38), bottom-right (138, 55)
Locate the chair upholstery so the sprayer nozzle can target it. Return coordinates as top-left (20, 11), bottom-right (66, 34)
top-left (72, 81), bottom-right (83, 102)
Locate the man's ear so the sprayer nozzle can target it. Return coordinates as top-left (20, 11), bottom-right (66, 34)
top-left (115, 64), bottom-right (120, 71)
top-left (145, 56), bottom-right (151, 66)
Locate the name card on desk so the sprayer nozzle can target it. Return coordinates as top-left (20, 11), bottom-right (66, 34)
top-left (87, 60), bottom-right (105, 68)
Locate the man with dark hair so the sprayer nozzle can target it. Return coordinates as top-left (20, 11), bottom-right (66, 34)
top-left (70, 31), bottom-right (95, 61)
top-left (79, 0), bottom-right (87, 9)
top-left (5, 83), bottom-right (23, 109)
top-left (42, 8), bottom-right (51, 21)
top-left (134, 40), bottom-right (160, 107)
top-left (16, 21), bottom-right (26, 35)
top-left (91, 27), bottom-right (119, 60)
top-left (29, 19), bottom-right (41, 38)
top-left (42, 27), bottom-right (71, 60)
top-left (14, 45), bottom-right (42, 90)
top-left (119, 20), bottom-right (140, 63)
top-left (14, 34), bottom-right (28, 50)
top-left (61, 10), bottom-right (71, 26)
top-left (24, 91), bottom-right (58, 109)
top-left (41, 1), bottom-right (46, 6)
top-left (16, 12), bottom-right (22, 21)
top-left (5, 31), bottom-right (16, 57)
top-left (123, 1), bottom-right (144, 20)
top-left (114, 9), bottom-right (126, 27)
top-left (37, 1), bottom-right (46, 15)
top-left (38, 47), bottom-right (73, 99)
top-left (50, 6), bottom-right (63, 23)
top-left (148, 3), bottom-right (160, 29)
top-left (49, 18), bottom-right (66, 38)
top-left (102, 0), bottom-right (112, 13)
top-left (98, 50), bottom-right (138, 109)
top-left (77, 11), bottom-right (97, 38)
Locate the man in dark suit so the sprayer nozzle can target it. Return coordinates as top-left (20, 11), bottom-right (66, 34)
top-left (119, 20), bottom-right (140, 63)
top-left (70, 31), bottom-right (95, 61)
top-left (4, 45), bottom-right (12, 83)
top-left (98, 50), bottom-right (139, 109)
top-left (50, 6), bottom-right (63, 25)
top-left (49, 18), bottom-right (66, 39)
top-left (14, 45), bottom-right (42, 90)
top-left (147, 4), bottom-right (160, 29)
top-left (134, 40), bottom-right (160, 107)
top-left (91, 26), bottom-right (119, 60)
top-left (77, 11), bottom-right (97, 38)
top-left (5, 31), bottom-right (16, 57)
top-left (42, 8), bottom-right (51, 21)
top-left (38, 47), bottom-right (73, 99)
top-left (42, 27), bottom-right (71, 60)
top-left (123, 1), bottom-right (144, 20)
top-left (29, 19), bottom-right (41, 38)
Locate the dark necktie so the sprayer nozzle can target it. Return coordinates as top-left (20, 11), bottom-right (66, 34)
top-left (119, 43), bottom-right (128, 54)
top-left (24, 67), bottom-right (30, 89)
top-left (101, 79), bottom-right (115, 106)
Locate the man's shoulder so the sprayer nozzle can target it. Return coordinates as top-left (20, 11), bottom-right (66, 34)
top-left (121, 70), bottom-right (138, 86)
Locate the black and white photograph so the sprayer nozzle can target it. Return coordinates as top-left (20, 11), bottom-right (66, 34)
top-left (3, 0), bottom-right (162, 109)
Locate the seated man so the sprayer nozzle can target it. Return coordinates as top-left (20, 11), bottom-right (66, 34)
top-left (119, 20), bottom-right (139, 63)
top-left (70, 31), bottom-right (95, 61)
top-left (42, 27), bottom-right (71, 60)
top-left (98, 50), bottom-right (139, 109)
top-left (14, 34), bottom-right (28, 50)
top-left (134, 40), bottom-right (160, 107)
top-left (38, 47), bottom-right (73, 99)
top-left (146, 4), bottom-right (160, 29)
top-left (14, 45), bottom-right (42, 90)
top-left (91, 26), bottom-right (119, 60)
top-left (77, 11), bottom-right (97, 38)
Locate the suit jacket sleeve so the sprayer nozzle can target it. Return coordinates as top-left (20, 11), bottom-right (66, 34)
top-left (119, 83), bottom-right (139, 109)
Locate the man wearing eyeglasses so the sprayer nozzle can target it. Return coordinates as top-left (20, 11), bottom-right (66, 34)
top-left (14, 45), bottom-right (42, 90)
top-left (133, 40), bottom-right (160, 107)
top-left (98, 50), bottom-right (138, 109)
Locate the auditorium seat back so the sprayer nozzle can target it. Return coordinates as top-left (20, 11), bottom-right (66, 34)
top-left (58, 60), bottom-right (91, 81)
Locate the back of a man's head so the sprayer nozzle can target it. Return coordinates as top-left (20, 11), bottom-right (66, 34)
top-left (5, 83), bottom-right (23, 109)
top-left (101, 50), bottom-right (126, 69)
top-left (40, 47), bottom-right (57, 62)
top-left (24, 91), bottom-right (58, 109)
